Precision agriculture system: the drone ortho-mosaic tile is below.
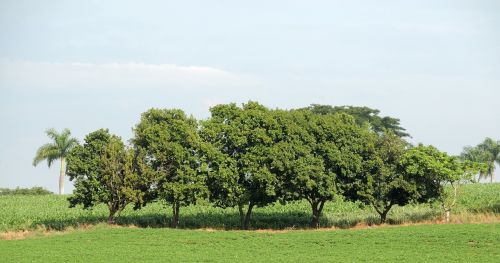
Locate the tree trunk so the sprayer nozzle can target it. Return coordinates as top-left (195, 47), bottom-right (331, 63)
top-left (310, 200), bottom-right (325, 228)
top-left (380, 210), bottom-right (389, 224)
top-left (442, 183), bottom-right (458, 223)
top-left (238, 203), bottom-right (254, 230)
top-left (108, 209), bottom-right (116, 224)
top-left (107, 203), bottom-right (125, 224)
top-left (171, 202), bottom-right (180, 228)
top-left (59, 158), bottom-right (65, 195)
top-left (238, 204), bottom-right (245, 229)
top-left (374, 203), bottom-right (393, 224)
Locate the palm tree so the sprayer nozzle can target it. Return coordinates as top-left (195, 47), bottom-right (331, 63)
top-left (461, 138), bottom-right (500, 183)
top-left (478, 138), bottom-right (500, 183)
top-left (33, 128), bottom-right (79, 194)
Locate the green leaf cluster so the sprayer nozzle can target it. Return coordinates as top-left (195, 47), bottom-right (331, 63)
top-left (132, 109), bottom-right (208, 227)
top-left (67, 129), bottom-right (148, 223)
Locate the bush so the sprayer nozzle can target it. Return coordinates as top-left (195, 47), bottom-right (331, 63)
top-left (0, 187), bottom-right (53, 196)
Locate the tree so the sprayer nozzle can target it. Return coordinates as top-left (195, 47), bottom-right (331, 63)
top-left (399, 145), bottom-right (448, 204)
top-left (399, 145), bottom-right (483, 222)
top-left (437, 159), bottom-right (486, 222)
top-left (132, 109), bottom-right (208, 228)
top-left (67, 129), bottom-right (149, 223)
top-left (33, 128), bottom-right (79, 195)
top-left (355, 131), bottom-right (413, 223)
top-left (271, 110), bottom-right (373, 228)
top-left (461, 138), bottom-right (500, 183)
top-left (304, 104), bottom-right (410, 137)
top-left (200, 102), bottom-right (281, 229)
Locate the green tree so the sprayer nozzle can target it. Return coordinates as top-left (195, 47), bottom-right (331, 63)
top-left (33, 128), bottom-right (79, 195)
top-left (399, 145), bottom-right (448, 203)
top-left (67, 129), bottom-right (149, 223)
top-left (132, 109), bottom-right (208, 228)
top-left (271, 110), bottom-right (373, 228)
top-left (200, 102), bottom-right (281, 229)
top-left (304, 104), bottom-right (409, 137)
top-left (398, 145), bottom-right (482, 222)
top-left (355, 131), bottom-right (413, 223)
top-left (437, 159), bottom-right (486, 222)
top-left (461, 138), bottom-right (500, 183)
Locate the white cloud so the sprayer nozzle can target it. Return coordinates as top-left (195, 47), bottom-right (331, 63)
top-left (0, 60), bottom-right (259, 92)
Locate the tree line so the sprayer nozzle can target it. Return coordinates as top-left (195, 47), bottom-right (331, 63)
top-left (33, 102), bottom-right (498, 229)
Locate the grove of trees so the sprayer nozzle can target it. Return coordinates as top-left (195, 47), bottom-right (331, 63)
top-left (43, 102), bottom-right (490, 229)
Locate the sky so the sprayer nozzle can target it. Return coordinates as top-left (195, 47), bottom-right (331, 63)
top-left (1, 0), bottom-right (499, 192)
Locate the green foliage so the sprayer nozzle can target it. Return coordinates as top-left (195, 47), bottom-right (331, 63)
top-left (356, 131), bottom-right (414, 223)
top-left (400, 145), bottom-right (487, 221)
top-left (270, 109), bottom-right (374, 227)
top-left (200, 102), bottom-right (281, 229)
top-left (67, 129), bottom-right (147, 223)
top-left (400, 144), bottom-right (452, 202)
top-left (0, 187), bottom-right (53, 196)
top-left (461, 138), bottom-right (500, 182)
top-left (304, 104), bottom-right (409, 137)
top-left (132, 108), bottom-right (208, 227)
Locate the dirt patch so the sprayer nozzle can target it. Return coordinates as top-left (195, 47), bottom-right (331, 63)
top-left (0, 230), bottom-right (34, 240)
top-left (0, 229), bottom-right (69, 240)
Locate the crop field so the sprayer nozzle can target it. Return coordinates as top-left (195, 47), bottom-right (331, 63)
top-left (1, 183), bottom-right (499, 232)
top-left (1, 223), bottom-right (499, 262)
top-left (1, 183), bottom-right (499, 262)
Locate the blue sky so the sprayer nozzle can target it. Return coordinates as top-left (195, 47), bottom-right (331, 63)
top-left (1, 0), bottom-right (499, 192)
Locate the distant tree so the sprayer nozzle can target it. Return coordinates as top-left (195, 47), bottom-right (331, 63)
top-left (355, 131), bottom-right (413, 223)
top-left (200, 102), bottom-right (281, 230)
top-left (0, 187), bottom-right (53, 195)
top-left (270, 110), bottom-right (373, 228)
top-left (132, 109), bottom-right (208, 228)
top-left (33, 128), bottom-right (79, 195)
top-left (304, 104), bottom-right (409, 137)
top-left (461, 138), bottom-right (500, 183)
top-left (67, 129), bottom-right (149, 223)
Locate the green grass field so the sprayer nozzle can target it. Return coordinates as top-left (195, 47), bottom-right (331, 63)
top-left (1, 183), bottom-right (499, 232)
top-left (1, 223), bottom-right (499, 262)
top-left (0, 183), bottom-right (499, 262)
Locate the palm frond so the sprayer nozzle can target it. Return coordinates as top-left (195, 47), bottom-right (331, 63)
top-left (33, 143), bottom-right (61, 167)
top-left (62, 137), bottom-right (79, 154)
top-left (45, 128), bottom-right (59, 141)
top-left (34, 128), bottom-right (78, 168)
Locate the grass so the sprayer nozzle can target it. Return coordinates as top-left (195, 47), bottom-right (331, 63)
top-left (0, 184), bottom-right (498, 262)
top-left (1, 183), bottom-right (499, 232)
top-left (0, 223), bottom-right (499, 262)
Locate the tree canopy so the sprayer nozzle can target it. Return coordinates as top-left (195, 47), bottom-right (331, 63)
top-left (132, 109), bottom-right (208, 228)
top-left (355, 131), bottom-right (413, 223)
top-left (270, 109), bottom-right (373, 227)
top-left (304, 104), bottom-right (409, 137)
top-left (200, 102), bottom-right (281, 229)
top-left (67, 129), bottom-right (148, 223)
